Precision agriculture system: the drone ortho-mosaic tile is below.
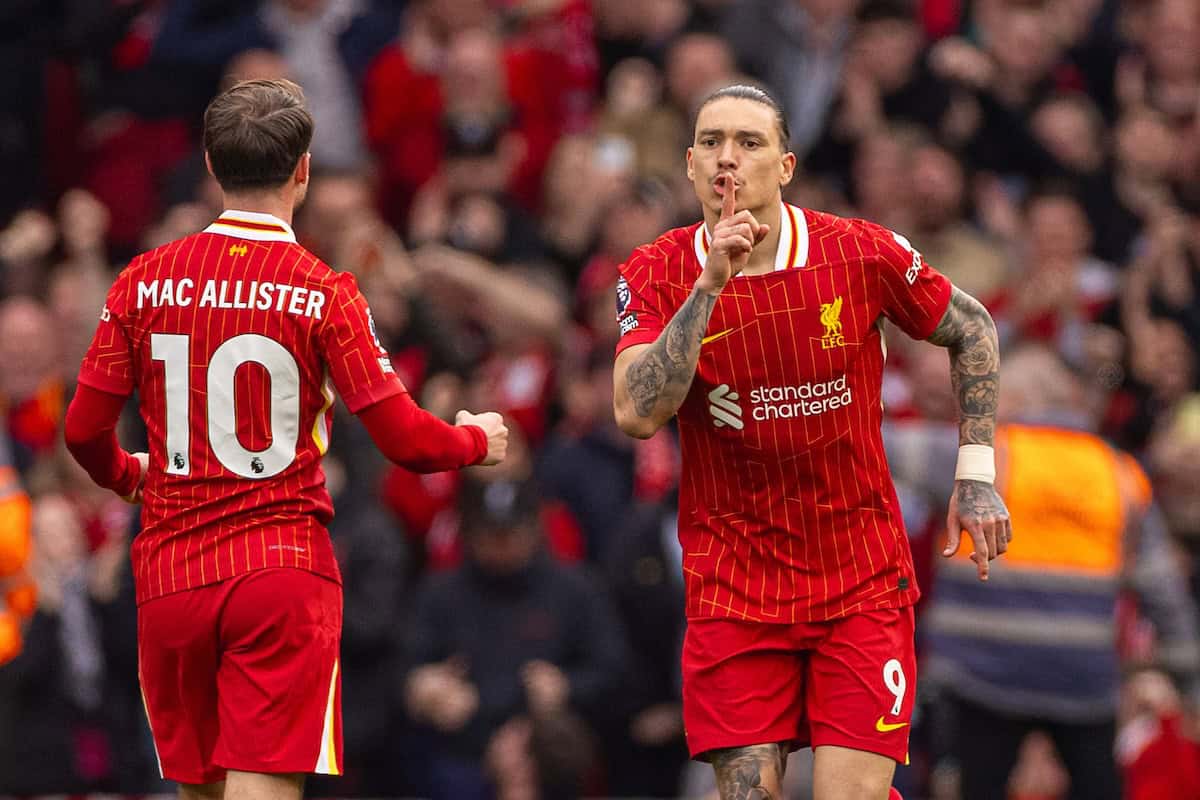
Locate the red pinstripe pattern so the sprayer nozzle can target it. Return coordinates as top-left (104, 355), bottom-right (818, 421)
top-left (77, 226), bottom-right (405, 604)
top-left (614, 208), bottom-right (951, 622)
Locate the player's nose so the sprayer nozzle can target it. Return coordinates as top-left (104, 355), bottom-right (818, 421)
top-left (717, 139), bottom-right (738, 167)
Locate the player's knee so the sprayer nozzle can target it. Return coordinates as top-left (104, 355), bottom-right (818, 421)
top-left (814, 772), bottom-right (894, 800)
top-left (178, 781), bottom-right (224, 800)
top-left (710, 744), bottom-right (787, 799)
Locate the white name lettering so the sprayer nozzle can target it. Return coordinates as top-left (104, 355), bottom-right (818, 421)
top-left (135, 280), bottom-right (325, 319)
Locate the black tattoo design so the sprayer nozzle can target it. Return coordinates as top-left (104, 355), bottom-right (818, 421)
top-left (927, 287), bottom-right (999, 447)
top-left (626, 288), bottom-right (717, 418)
top-left (928, 287), bottom-right (1010, 532)
top-left (956, 478), bottom-right (1007, 521)
top-left (711, 744), bottom-right (786, 800)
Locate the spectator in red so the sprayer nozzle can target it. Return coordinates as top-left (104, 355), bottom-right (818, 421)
top-left (364, 3), bottom-right (597, 228)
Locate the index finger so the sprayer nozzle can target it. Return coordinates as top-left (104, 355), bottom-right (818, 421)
top-left (967, 522), bottom-right (990, 580)
top-left (720, 175), bottom-right (736, 220)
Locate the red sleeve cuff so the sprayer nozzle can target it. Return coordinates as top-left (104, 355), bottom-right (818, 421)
top-left (76, 368), bottom-right (134, 398)
top-left (339, 375), bottom-right (406, 415)
top-left (912, 279), bottom-right (953, 341)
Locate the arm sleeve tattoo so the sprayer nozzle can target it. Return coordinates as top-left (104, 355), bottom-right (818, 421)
top-left (625, 287), bottom-right (717, 420)
top-left (926, 287), bottom-right (1000, 447)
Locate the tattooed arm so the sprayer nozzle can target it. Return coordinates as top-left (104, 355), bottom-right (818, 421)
top-left (614, 176), bottom-right (764, 439)
top-left (927, 286), bottom-right (1012, 580)
top-left (613, 288), bottom-right (718, 438)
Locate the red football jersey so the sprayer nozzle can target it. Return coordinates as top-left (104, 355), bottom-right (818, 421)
top-left (616, 204), bottom-right (952, 623)
top-left (78, 210), bottom-right (405, 604)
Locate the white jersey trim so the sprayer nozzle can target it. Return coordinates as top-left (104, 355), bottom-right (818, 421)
top-left (203, 209), bottom-right (298, 243)
top-left (694, 202), bottom-right (809, 271)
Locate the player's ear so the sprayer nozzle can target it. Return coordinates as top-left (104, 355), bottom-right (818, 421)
top-left (295, 152), bottom-right (311, 187)
top-left (686, 147), bottom-right (695, 181)
top-left (779, 151), bottom-right (796, 188)
top-left (204, 152), bottom-right (215, 179)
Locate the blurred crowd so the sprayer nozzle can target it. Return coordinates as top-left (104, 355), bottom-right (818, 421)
top-left (1, 0), bottom-right (1200, 798)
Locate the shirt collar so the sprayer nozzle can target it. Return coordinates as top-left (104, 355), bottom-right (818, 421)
top-left (203, 210), bottom-right (297, 243)
top-left (693, 201), bottom-right (808, 272)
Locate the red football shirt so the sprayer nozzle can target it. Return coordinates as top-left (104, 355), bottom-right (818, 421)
top-left (78, 210), bottom-right (406, 605)
top-left (616, 204), bottom-right (952, 623)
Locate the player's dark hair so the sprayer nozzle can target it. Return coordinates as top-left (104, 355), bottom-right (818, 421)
top-left (696, 84), bottom-right (792, 152)
top-left (203, 79), bottom-right (314, 192)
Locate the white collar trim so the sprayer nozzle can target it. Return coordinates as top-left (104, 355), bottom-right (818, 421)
top-left (203, 210), bottom-right (297, 243)
top-left (693, 202), bottom-right (809, 271)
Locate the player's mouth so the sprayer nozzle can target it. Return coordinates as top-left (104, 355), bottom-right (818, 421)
top-left (713, 175), bottom-right (741, 196)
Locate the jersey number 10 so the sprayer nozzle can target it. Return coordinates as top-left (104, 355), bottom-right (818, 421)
top-left (151, 333), bottom-right (301, 480)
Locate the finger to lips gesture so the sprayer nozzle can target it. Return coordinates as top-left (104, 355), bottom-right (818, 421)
top-left (708, 176), bottom-right (769, 282)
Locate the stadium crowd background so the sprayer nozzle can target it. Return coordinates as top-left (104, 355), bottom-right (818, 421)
top-left (1, 0), bottom-right (1199, 797)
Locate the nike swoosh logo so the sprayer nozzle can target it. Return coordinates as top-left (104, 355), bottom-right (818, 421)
top-left (875, 717), bottom-right (909, 733)
top-left (701, 328), bottom-right (735, 345)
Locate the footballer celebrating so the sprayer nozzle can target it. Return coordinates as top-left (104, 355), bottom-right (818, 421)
top-left (612, 85), bottom-right (1011, 800)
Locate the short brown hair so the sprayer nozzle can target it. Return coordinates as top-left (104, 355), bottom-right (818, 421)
top-left (203, 79), bottom-right (314, 192)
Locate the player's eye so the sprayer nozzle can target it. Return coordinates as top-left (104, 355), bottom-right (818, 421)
top-left (744, 139), bottom-right (762, 149)
top-left (701, 138), bottom-right (718, 147)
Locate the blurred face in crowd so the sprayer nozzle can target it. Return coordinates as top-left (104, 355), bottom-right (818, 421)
top-left (1148, 396), bottom-right (1200, 537)
top-left (851, 128), bottom-right (912, 219)
top-left (1027, 194), bottom-right (1092, 263)
top-left (298, 173), bottom-right (375, 262)
top-left (997, 345), bottom-right (1082, 422)
top-left (907, 342), bottom-right (958, 421)
top-left (467, 523), bottom-right (540, 576)
top-left (1146, 0), bottom-right (1200, 82)
top-left (442, 27), bottom-right (505, 117)
top-left (688, 97), bottom-right (796, 219)
top-left (0, 297), bottom-right (59, 402)
top-left (427, 0), bottom-right (493, 34)
top-left (606, 58), bottom-right (662, 118)
top-left (665, 34), bottom-right (736, 113)
top-left (600, 185), bottom-right (675, 260)
top-left (1142, 319), bottom-right (1196, 404)
top-left (1032, 97), bottom-right (1105, 173)
top-left (1116, 109), bottom-right (1177, 179)
top-left (910, 144), bottom-right (966, 231)
top-left (32, 494), bottom-right (86, 572)
top-left (987, 4), bottom-right (1060, 88)
top-left (852, 17), bottom-right (922, 90)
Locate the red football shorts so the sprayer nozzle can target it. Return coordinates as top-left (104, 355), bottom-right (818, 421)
top-left (137, 567), bottom-right (343, 784)
top-left (682, 607), bottom-right (916, 763)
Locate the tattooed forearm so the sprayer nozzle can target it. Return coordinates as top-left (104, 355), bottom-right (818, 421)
top-left (626, 287), bottom-right (717, 418)
top-left (711, 744), bottom-right (786, 800)
top-left (927, 287), bottom-right (999, 446)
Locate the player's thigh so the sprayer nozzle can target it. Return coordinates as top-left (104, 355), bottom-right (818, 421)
top-left (806, 607), bottom-right (916, 765)
top-left (137, 587), bottom-right (224, 785)
top-left (681, 618), bottom-right (806, 760)
top-left (215, 567), bottom-right (343, 776)
top-left (812, 744), bottom-right (896, 800)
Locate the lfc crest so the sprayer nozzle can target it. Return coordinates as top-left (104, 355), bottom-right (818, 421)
top-left (820, 297), bottom-right (845, 349)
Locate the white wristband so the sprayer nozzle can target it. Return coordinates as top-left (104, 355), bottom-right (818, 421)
top-left (955, 444), bottom-right (995, 484)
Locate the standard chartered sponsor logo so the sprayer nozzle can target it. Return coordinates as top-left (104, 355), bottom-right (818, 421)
top-left (708, 384), bottom-right (744, 430)
top-left (708, 376), bottom-right (854, 428)
top-left (750, 375), bottom-right (853, 420)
